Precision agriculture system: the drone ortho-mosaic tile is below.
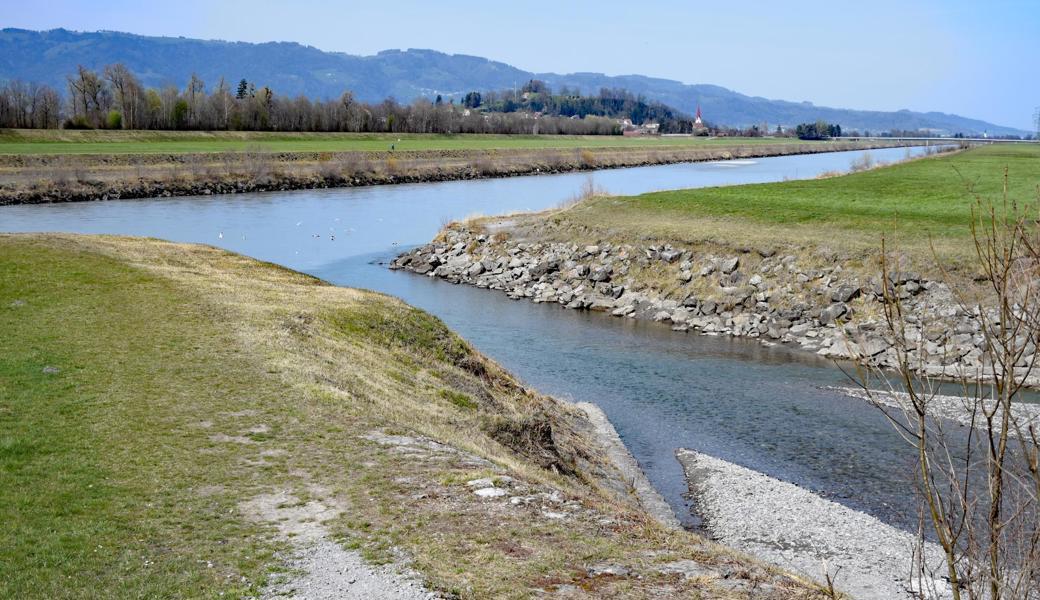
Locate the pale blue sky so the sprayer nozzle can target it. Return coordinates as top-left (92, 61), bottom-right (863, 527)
top-left (4, 0), bottom-right (1038, 130)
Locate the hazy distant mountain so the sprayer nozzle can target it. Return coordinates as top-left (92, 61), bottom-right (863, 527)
top-left (0, 28), bottom-right (1027, 136)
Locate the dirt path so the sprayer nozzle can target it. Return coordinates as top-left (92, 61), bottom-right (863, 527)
top-left (242, 489), bottom-right (435, 600)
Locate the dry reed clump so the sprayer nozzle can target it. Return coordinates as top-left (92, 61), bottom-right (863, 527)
top-left (578, 149), bottom-right (596, 167)
top-left (242, 145), bottom-right (273, 184)
top-left (470, 157), bottom-right (496, 176)
top-left (317, 159), bottom-right (343, 182)
top-left (557, 175), bottom-right (609, 209)
top-left (543, 151), bottom-right (567, 170)
top-left (184, 154), bottom-right (206, 181)
top-left (849, 152), bottom-right (875, 172)
top-left (47, 158), bottom-right (71, 189)
top-left (220, 151), bottom-right (239, 177)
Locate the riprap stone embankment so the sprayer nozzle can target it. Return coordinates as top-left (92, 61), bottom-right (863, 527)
top-left (392, 224), bottom-right (1030, 385)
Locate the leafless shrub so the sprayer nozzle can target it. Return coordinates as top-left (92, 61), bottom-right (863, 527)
top-left (578, 148), bottom-right (596, 167)
top-left (851, 170), bottom-right (1040, 600)
top-left (335, 154), bottom-right (362, 179)
top-left (316, 157), bottom-right (344, 182)
top-left (543, 151), bottom-right (566, 170)
top-left (470, 157), bottom-right (496, 176)
top-left (184, 154), bottom-right (205, 181)
top-left (242, 144), bottom-right (272, 184)
top-left (849, 152), bottom-right (876, 172)
top-left (41, 156), bottom-right (70, 189)
top-left (220, 151), bottom-right (239, 177)
top-left (130, 157), bottom-right (145, 181)
top-left (558, 175), bottom-right (608, 209)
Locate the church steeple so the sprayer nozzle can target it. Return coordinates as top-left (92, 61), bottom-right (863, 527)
top-left (694, 105), bottom-right (703, 126)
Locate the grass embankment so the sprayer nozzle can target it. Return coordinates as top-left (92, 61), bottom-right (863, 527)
top-left (0, 234), bottom-right (820, 599)
top-left (553, 144), bottom-right (1040, 268)
top-left (0, 129), bottom-right (809, 155)
top-left (0, 129), bottom-right (903, 206)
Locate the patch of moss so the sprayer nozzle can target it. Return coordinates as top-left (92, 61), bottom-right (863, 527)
top-left (438, 388), bottom-right (477, 410)
top-left (324, 302), bottom-right (470, 366)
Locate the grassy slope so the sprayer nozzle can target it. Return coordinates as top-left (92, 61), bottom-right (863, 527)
top-left (0, 129), bottom-right (809, 155)
top-left (557, 144), bottom-right (1040, 264)
top-left (0, 238), bottom-right (281, 597)
top-left (0, 235), bottom-right (816, 599)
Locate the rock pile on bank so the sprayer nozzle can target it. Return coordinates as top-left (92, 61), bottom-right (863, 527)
top-left (392, 226), bottom-right (1032, 383)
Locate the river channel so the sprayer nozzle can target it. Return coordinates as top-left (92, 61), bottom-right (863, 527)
top-left (1, 145), bottom-right (945, 529)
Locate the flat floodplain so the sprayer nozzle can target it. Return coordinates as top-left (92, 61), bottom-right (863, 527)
top-left (558, 144), bottom-right (1040, 263)
top-left (0, 128), bottom-right (814, 155)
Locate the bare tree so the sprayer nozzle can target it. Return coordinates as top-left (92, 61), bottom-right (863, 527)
top-left (853, 171), bottom-right (1040, 599)
top-left (104, 63), bottom-right (143, 129)
top-left (185, 73), bottom-right (205, 128)
top-left (66, 65), bottom-right (109, 127)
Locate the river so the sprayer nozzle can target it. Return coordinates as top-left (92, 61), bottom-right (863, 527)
top-left (0, 145), bottom-right (942, 530)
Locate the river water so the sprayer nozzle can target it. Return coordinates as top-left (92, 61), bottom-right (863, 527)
top-left (1, 145), bottom-right (942, 529)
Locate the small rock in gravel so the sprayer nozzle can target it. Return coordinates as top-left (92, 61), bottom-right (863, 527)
top-left (587, 563), bottom-right (631, 577)
top-left (655, 559), bottom-right (718, 579)
top-left (473, 487), bottom-right (507, 498)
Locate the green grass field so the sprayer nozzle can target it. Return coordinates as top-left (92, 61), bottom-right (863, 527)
top-left (558, 144), bottom-right (1040, 260)
top-left (0, 238), bottom-right (281, 597)
top-left (0, 128), bottom-right (811, 155)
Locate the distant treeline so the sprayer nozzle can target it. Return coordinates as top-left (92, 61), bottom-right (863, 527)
top-left (795, 120), bottom-right (842, 140)
top-left (461, 80), bottom-right (697, 134)
top-left (0, 64), bottom-right (621, 134)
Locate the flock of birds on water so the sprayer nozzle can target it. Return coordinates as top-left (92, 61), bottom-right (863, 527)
top-left (215, 216), bottom-right (400, 256)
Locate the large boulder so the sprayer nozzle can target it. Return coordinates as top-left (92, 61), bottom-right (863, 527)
top-left (588, 266), bottom-right (613, 282)
top-left (529, 259), bottom-right (560, 278)
top-left (660, 249), bottom-right (682, 263)
top-left (819, 303), bottom-right (849, 326)
top-left (831, 284), bottom-right (861, 303)
top-left (720, 257), bottom-right (740, 274)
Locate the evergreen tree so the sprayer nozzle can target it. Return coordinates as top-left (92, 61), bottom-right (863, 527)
top-left (235, 79), bottom-right (248, 100)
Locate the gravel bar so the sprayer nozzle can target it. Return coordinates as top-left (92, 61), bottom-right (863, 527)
top-left (676, 449), bottom-right (952, 599)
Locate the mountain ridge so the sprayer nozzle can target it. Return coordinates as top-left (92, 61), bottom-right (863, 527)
top-left (0, 27), bottom-right (1027, 136)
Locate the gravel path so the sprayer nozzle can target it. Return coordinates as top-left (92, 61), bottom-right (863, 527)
top-left (241, 489), bottom-right (435, 600)
top-left (677, 449), bottom-right (952, 600)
